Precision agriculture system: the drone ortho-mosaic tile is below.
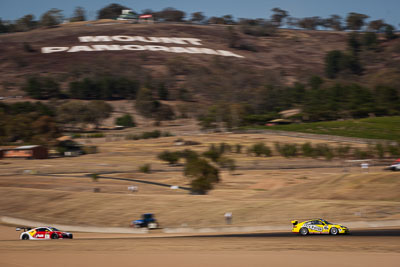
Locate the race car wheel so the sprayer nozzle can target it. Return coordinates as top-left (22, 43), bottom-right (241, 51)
top-left (22, 234), bottom-right (29, 240)
top-left (330, 227), bottom-right (339, 235)
top-left (51, 233), bottom-right (59, 239)
top-left (300, 227), bottom-right (309, 236)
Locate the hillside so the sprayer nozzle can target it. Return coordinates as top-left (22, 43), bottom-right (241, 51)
top-left (1, 21), bottom-right (400, 134)
top-left (0, 21), bottom-right (349, 94)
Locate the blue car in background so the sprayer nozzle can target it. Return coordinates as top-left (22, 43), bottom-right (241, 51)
top-left (130, 213), bottom-right (159, 229)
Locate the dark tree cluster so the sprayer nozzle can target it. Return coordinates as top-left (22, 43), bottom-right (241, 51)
top-left (97, 3), bottom-right (129, 19)
top-left (1, 5), bottom-right (398, 36)
top-left (198, 79), bottom-right (400, 127)
top-left (23, 77), bottom-right (63, 99)
top-left (57, 100), bottom-right (113, 130)
top-left (324, 31), bottom-right (386, 79)
top-left (154, 7), bottom-right (186, 22)
top-left (69, 76), bottom-right (139, 100)
top-left (0, 102), bottom-right (60, 145)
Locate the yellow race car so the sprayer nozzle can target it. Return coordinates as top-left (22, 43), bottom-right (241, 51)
top-left (292, 219), bottom-right (349, 236)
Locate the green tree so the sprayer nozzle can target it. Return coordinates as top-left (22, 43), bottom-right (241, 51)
top-left (301, 142), bottom-right (314, 157)
top-left (15, 14), bottom-right (37, 31)
top-left (158, 150), bottom-right (180, 165)
top-left (97, 3), bottom-right (129, 19)
top-left (70, 6), bottom-right (86, 22)
top-left (155, 104), bottom-right (175, 121)
top-left (86, 101), bottom-right (113, 128)
top-left (325, 15), bottom-right (343, 31)
top-left (270, 7), bottom-right (289, 27)
top-left (40, 8), bottom-right (64, 27)
top-left (135, 87), bottom-right (159, 117)
top-left (157, 82), bottom-right (169, 100)
top-left (347, 32), bottom-right (362, 55)
top-left (384, 24), bottom-right (396, 40)
top-left (227, 26), bottom-right (240, 48)
top-left (184, 158), bottom-right (220, 194)
top-left (248, 143), bottom-right (272, 157)
top-left (190, 12), bottom-right (205, 23)
top-left (308, 76), bottom-right (324, 90)
top-left (30, 115), bottom-right (61, 145)
top-left (340, 54), bottom-right (363, 75)
top-left (115, 114), bottom-right (135, 127)
top-left (297, 17), bottom-right (321, 30)
top-left (374, 143), bottom-right (385, 159)
top-left (217, 157), bottom-right (236, 173)
top-left (156, 7), bottom-right (185, 22)
top-left (203, 145), bottom-right (222, 162)
top-left (277, 143), bottom-right (298, 157)
top-left (346, 12), bottom-right (369, 31)
top-left (57, 101), bottom-right (89, 130)
top-left (325, 50), bottom-right (343, 78)
top-left (368, 19), bottom-right (385, 32)
top-left (22, 76), bottom-right (61, 99)
top-left (0, 19), bottom-right (11, 33)
top-left (363, 32), bottom-right (378, 50)
top-left (5, 114), bottom-right (34, 142)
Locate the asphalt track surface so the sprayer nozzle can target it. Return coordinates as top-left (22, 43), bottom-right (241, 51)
top-left (185, 228), bottom-right (400, 238)
top-left (39, 228), bottom-right (400, 241)
top-left (1, 228), bottom-right (399, 243)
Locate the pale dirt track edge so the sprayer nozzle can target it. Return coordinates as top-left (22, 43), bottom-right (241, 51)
top-left (2, 216), bottom-right (400, 235)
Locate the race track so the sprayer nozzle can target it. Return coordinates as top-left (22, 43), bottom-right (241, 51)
top-left (1, 225), bottom-right (399, 267)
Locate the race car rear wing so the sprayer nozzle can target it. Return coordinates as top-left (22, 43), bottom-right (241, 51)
top-left (291, 220), bottom-right (298, 226)
top-left (16, 227), bottom-right (31, 232)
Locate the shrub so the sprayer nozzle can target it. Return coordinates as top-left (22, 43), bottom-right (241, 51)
top-left (249, 143), bottom-right (272, 157)
top-left (336, 145), bottom-right (352, 158)
top-left (301, 142), bottom-right (314, 157)
top-left (353, 148), bottom-right (370, 159)
top-left (125, 134), bottom-right (140, 140)
top-left (115, 114), bottom-right (136, 127)
top-left (373, 143), bottom-right (385, 159)
top-left (90, 173), bottom-right (99, 182)
top-left (138, 164), bottom-right (151, 173)
top-left (141, 130), bottom-right (161, 139)
top-left (386, 143), bottom-right (400, 157)
top-left (218, 157), bottom-right (236, 172)
top-left (178, 149), bottom-right (199, 161)
top-left (158, 150), bottom-right (180, 165)
top-left (155, 104), bottom-right (175, 121)
top-left (235, 144), bottom-right (242, 153)
top-left (219, 142), bottom-right (231, 154)
top-left (314, 144), bottom-right (334, 160)
top-left (203, 145), bottom-right (222, 162)
top-left (277, 143), bottom-right (298, 158)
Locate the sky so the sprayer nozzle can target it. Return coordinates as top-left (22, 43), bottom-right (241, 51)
top-left (1, 0), bottom-right (399, 27)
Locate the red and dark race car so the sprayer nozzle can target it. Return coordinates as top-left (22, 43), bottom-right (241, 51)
top-left (17, 226), bottom-right (73, 240)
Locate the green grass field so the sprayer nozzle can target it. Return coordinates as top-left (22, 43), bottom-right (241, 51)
top-left (252, 116), bottom-right (400, 141)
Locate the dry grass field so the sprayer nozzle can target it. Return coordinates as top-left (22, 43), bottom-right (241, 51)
top-left (1, 129), bottom-right (399, 228)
